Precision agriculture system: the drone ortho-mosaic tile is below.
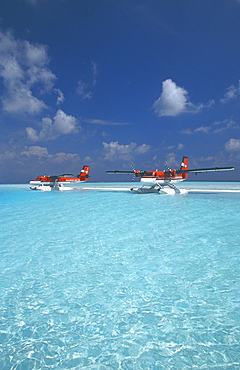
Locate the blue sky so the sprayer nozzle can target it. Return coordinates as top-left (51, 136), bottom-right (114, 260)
top-left (0, 0), bottom-right (240, 183)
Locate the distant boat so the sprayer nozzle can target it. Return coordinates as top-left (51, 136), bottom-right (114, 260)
top-left (29, 165), bottom-right (90, 185)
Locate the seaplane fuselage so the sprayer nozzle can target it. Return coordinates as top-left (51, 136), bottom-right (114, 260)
top-left (140, 176), bottom-right (183, 186)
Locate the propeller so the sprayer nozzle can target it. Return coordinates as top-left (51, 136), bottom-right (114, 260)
top-left (131, 165), bottom-right (136, 181)
top-left (106, 169), bottom-right (146, 177)
top-left (165, 165), bottom-right (171, 171)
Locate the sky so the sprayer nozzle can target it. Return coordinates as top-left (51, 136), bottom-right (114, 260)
top-left (0, 0), bottom-right (240, 183)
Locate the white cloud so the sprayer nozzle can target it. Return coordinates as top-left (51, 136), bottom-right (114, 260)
top-left (180, 128), bottom-right (192, 135)
top-left (0, 30), bottom-right (56, 115)
top-left (194, 126), bottom-right (211, 133)
top-left (225, 138), bottom-right (240, 152)
top-left (86, 118), bottom-right (130, 126)
top-left (20, 145), bottom-right (80, 163)
top-left (135, 143), bottom-right (150, 154)
top-left (21, 145), bottom-right (49, 157)
top-left (103, 141), bottom-right (136, 161)
top-left (83, 156), bottom-right (92, 163)
top-left (50, 152), bottom-right (80, 164)
top-left (103, 141), bottom-right (150, 161)
top-left (3, 87), bottom-right (47, 115)
top-left (0, 145), bottom-right (80, 166)
top-left (76, 61), bottom-right (98, 99)
top-left (164, 152), bottom-right (180, 168)
top-left (177, 143), bottom-right (184, 150)
top-left (76, 81), bottom-right (93, 100)
top-left (53, 109), bottom-right (78, 135)
top-left (54, 88), bottom-right (65, 105)
top-left (181, 119), bottom-right (238, 136)
top-left (153, 79), bottom-right (189, 116)
top-left (26, 109), bottom-right (79, 141)
top-left (91, 61), bottom-right (98, 86)
top-left (221, 81), bottom-right (240, 103)
top-left (153, 78), bottom-right (214, 117)
top-left (166, 143), bottom-right (184, 151)
top-left (212, 119), bottom-right (239, 133)
top-left (0, 150), bottom-right (16, 160)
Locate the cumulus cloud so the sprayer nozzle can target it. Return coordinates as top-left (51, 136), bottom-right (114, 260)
top-left (49, 152), bottom-right (80, 164)
top-left (1, 145), bottom-right (80, 165)
top-left (0, 30), bottom-right (62, 115)
top-left (164, 152), bottom-right (181, 168)
top-left (103, 141), bottom-right (150, 161)
top-left (225, 138), bottom-right (240, 152)
top-left (3, 87), bottom-right (47, 115)
top-left (153, 78), bottom-right (214, 117)
top-left (135, 143), bottom-right (150, 154)
top-left (26, 109), bottom-right (79, 141)
top-left (21, 145), bottom-right (49, 157)
top-left (153, 79), bottom-right (189, 116)
top-left (20, 146), bottom-right (80, 163)
top-left (0, 150), bottom-right (16, 160)
top-left (53, 109), bottom-right (78, 134)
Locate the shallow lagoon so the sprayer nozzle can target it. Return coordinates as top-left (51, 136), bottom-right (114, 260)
top-left (1, 182), bottom-right (240, 369)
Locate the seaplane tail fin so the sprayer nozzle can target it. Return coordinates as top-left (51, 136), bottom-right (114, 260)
top-left (78, 165), bottom-right (90, 181)
top-left (181, 156), bottom-right (188, 170)
top-left (177, 156), bottom-right (189, 179)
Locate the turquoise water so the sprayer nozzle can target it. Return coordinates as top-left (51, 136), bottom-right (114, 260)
top-left (0, 182), bottom-right (240, 369)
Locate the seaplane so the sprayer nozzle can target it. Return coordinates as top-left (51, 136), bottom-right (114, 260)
top-left (30, 165), bottom-right (90, 191)
top-left (106, 157), bottom-right (234, 194)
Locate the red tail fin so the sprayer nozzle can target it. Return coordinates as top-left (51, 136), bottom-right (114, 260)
top-left (181, 157), bottom-right (188, 170)
top-left (181, 157), bottom-right (188, 179)
top-left (78, 165), bottom-right (90, 181)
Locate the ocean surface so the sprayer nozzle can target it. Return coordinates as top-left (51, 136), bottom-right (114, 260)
top-left (0, 182), bottom-right (240, 369)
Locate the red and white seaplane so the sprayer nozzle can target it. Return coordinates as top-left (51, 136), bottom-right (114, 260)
top-left (30, 165), bottom-right (90, 191)
top-left (106, 157), bottom-right (234, 194)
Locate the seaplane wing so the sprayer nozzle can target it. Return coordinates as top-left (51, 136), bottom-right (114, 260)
top-left (106, 157), bottom-right (234, 194)
top-left (106, 170), bottom-right (135, 174)
top-left (106, 170), bottom-right (147, 176)
top-left (107, 166), bottom-right (234, 176)
top-left (179, 166), bottom-right (234, 174)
